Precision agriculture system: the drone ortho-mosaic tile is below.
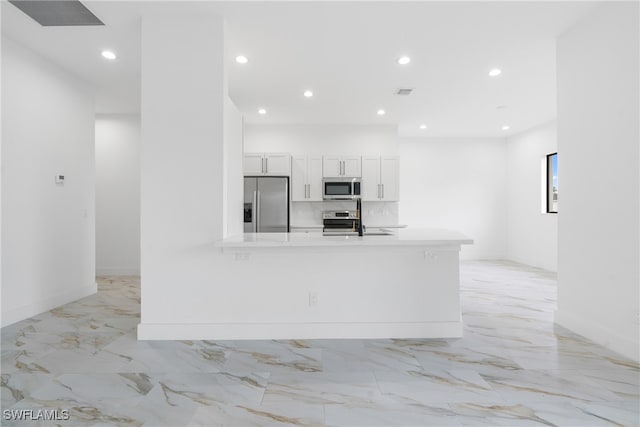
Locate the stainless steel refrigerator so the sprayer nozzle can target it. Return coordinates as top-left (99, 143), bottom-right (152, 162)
top-left (243, 176), bottom-right (290, 232)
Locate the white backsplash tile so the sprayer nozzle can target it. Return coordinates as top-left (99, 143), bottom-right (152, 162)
top-left (291, 201), bottom-right (399, 227)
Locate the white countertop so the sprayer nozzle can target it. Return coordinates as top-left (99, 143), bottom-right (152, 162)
top-left (216, 228), bottom-right (473, 248)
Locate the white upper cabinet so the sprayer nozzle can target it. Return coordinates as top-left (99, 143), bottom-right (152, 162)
top-left (361, 156), bottom-right (399, 201)
top-left (243, 152), bottom-right (290, 175)
top-left (361, 156), bottom-right (381, 201)
top-left (307, 157), bottom-right (323, 200)
top-left (291, 156), bottom-right (307, 201)
top-left (264, 153), bottom-right (291, 175)
top-left (322, 156), bottom-right (342, 177)
top-left (291, 156), bottom-right (323, 201)
top-left (246, 152), bottom-right (396, 200)
top-left (322, 156), bottom-right (361, 177)
top-left (243, 153), bottom-right (265, 175)
top-left (343, 157), bottom-right (361, 177)
top-left (380, 156), bottom-right (399, 201)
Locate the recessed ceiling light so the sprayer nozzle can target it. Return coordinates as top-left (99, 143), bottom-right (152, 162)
top-left (496, 105), bottom-right (507, 110)
top-left (397, 56), bottom-right (411, 65)
top-left (235, 55), bottom-right (248, 64)
top-left (502, 125), bottom-right (510, 130)
top-left (489, 68), bottom-right (502, 77)
top-left (303, 90), bottom-right (313, 98)
top-left (377, 109), bottom-right (386, 116)
top-left (258, 108), bottom-right (267, 115)
top-left (101, 50), bottom-right (116, 60)
top-left (419, 124), bottom-right (427, 130)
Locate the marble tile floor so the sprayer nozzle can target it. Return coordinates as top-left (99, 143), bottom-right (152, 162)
top-left (1, 260), bottom-right (638, 426)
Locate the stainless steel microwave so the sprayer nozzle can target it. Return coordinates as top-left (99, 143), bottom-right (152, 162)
top-left (322, 177), bottom-right (361, 200)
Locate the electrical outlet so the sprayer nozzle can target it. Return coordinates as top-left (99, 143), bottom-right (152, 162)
top-left (234, 253), bottom-right (250, 261)
top-left (424, 251), bottom-right (439, 260)
top-left (308, 292), bottom-right (318, 307)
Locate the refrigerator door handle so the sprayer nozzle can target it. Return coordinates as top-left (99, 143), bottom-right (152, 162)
top-left (382, 184), bottom-right (384, 199)
top-left (265, 158), bottom-right (268, 174)
top-left (255, 190), bottom-right (261, 231)
top-left (252, 191), bottom-right (258, 232)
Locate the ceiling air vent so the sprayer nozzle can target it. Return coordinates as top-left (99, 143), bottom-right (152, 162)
top-left (395, 88), bottom-right (414, 96)
top-left (9, 0), bottom-right (104, 26)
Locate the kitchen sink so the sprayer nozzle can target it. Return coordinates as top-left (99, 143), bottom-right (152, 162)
top-left (364, 231), bottom-right (395, 236)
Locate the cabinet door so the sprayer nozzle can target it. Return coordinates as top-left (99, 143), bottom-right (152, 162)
top-left (361, 156), bottom-right (381, 201)
top-left (323, 156), bottom-right (342, 177)
top-left (244, 153), bottom-right (264, 175)
top-left (380, 156), bottom-right (400, 201)
top-left (307, 156), bottom-right (323, 201)
top-left (291, 156), bottom-right (307, 201)
top-left (342, 156), bottom-right (361, 177)
top-left (264, 153), bottom-right (290, 175)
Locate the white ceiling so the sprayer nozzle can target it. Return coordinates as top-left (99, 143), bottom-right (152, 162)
top-left (1, 1), bottom-right (599, 137)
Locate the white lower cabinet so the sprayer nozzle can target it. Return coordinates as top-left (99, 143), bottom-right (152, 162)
top-left (361, 156), bottom-right (399, 201)
top-left (291, 156), bottom-right (323, 201)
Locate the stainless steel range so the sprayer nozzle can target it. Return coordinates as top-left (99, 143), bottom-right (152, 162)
top-left (322, 210), bottom-right (360, 235)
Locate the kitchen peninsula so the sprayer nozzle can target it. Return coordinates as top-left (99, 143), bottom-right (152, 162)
top-left (209, 228), bottom-right (473, 340)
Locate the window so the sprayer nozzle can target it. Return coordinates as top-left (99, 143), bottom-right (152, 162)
top-left (546, 153), bottom-right (558, 213)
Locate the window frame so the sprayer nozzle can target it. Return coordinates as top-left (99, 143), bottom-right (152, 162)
top-left (546, 152), bottom-right (558, 214)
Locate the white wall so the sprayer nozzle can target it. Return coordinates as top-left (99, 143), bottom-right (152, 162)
top-left (506, 121), bottom-right (558, 271)
top-left (224, 97), bottom-right (244, 237)
top-left (556, 2), bottom-right (639, 362)
top-left (139, 11), bottom-right (228, 325)
top-left (95, 115), bottom-right (141, 275)
top-left (1, 36), bottom-right (96, 327)
top-left (399, 138), bottom-right (507, 260)
top-left (244, 124), bottom-right (399, 156)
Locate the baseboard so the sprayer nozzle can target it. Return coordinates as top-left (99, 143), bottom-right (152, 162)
top-left (137, 321), bottom-right (463, 340)
top-left (1, 282), bottom-right (97, 328)
top-left (555, 309), bottom-right (639, 363)
top-left (503, 255), bottom-right (557, 273)
top-left (96, 268), bottom-right (141, 276)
